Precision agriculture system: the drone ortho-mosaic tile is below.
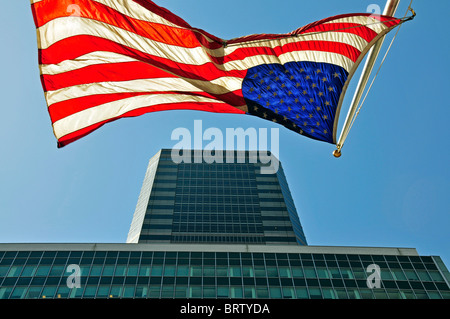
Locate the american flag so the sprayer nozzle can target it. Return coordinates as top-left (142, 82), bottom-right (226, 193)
top-left (30, 0), bottom-right (403, 147)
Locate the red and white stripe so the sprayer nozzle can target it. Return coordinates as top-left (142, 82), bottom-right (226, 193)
top-left (30, 0), bottom-right (401, 147)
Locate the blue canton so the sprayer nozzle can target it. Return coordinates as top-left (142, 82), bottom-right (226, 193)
top-left (242, 62), bottom-right (348, 143)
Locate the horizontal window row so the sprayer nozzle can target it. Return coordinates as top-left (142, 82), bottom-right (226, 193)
top-left (171, 235), bottom-right (265, 244)
top-left (177, 164), bottom-right (258, 170)
top-left (155, 172), bottom-right (178, 176)
top-left (1, 261), bottom-right (446, 285)
top-left (151, 186), bottom-right (176, 192)
top-left (148, 205), bottom-right (268, 212)
top-left (177, 166), bottom-right (273, 173)
top-left (2, 257), bottom-right (439, 276)
top-left (170, 225), bottom-right (264, 234)
top-left (173, 198), bottom-right (262, 204)
top-left (177, 171), bottom-right (255, 177)
top-left (182, 209), bottom-right (291, 217)
top-left (174, 193), bottom-right (260, 199)
top-left (175, 190), bottom-right (260, 196)
top-left (170, 229), bottom-right (264, 235)
top-left (0, 252), bottom-right (440, 267)
top-left (160, 152), bottom-right (265, 160)
top-left (172, 206), bottom-right (262, 213)
top-left (174, 184), bottom-right (257, 190)
top-left (152, 179), bottom-right (177, 183)
top-left (140, 235), bottom-right (267, 244)
top-left (172, 211), bottom-right (263, 216)
top-left (176, 168), bottom-right (259, 173)
top-left (171, 219), bottom-right (262, 225)
top-left (142, 224), bottom-right (295, 232)
top-left (2, 270), bottom-right (447, 286)
top-left (1, 283), bottom-right (448, 300)
top-left (1, 251), bottom-right (439, 266)
top-left (177, 152), bottom-right (264, 159)
top-left (175, 188), bottom-right (260, 194)
top-left (172, 212), bottom-right (263, 218)
top-left (144, 214), bottom-right (173, 219)
top-left (174, 183), bottom-right (259, 189)
top-left (153, 213), bottom-right (264, 220)
top-left (256, 181), bottom-right (281, 185)
top-left (2, 273), bottom-right (448, 292)
top-left (149, 196), bottom-right (175, 201)
top-left (175, 175), bottom-right (257, 181)
top-left (175, 179), bottom-right (257, 184)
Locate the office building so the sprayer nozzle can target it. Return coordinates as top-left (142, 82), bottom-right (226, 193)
top-left (127, 149), bottom-right (307, 246)
top-left (0, 243), bottom-right (449, 299)
top-left (0, 149), bottom-right (449, 299)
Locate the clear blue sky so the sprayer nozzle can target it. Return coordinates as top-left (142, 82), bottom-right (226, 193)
top-left (0, 1), bottom-right (448, 266)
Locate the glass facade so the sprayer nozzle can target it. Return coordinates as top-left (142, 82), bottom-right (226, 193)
top-left (127, 149), bottom-right (307, 245)
top-left (3, 149), bottom-right (448, 300)
top-left (0, 245), bottom-right (449, 299)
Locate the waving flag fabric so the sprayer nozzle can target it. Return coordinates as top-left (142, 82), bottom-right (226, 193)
top-left (30, 0), bottom-right (402, 147)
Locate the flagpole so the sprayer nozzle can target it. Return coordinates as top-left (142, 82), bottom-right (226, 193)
top-left (333, 0), bottom-right (400, 158)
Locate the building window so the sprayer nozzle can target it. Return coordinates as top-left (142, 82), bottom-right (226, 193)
top-left (230, 286), bottom-right (243, 298)
top-left (216, 286), bottom-right (228, 298)
top-left (189, 286), bottom-right (202, 298)
top-left (322, 288), bottom-right (337, 299)
top-left (6, 265), bottom-right (22, 277)
top-left (41, 286), bottom-right (57, 299)
top-left (10, 287), bottom-right (27, 299)
top-left (97, 286), bottom-right (111, 298)
top-left (279, 267), bottom-right (292, 278)
top-left (230, 266), bottom-right (242, 277)
top-left (203, 286), bottom-right (216, 298)
top-left (304, 267), bottom-right (317, 279)
top-left (110, 286), bottom-right (124, 298)
top-left (25, 287), bottom-right (42, 299)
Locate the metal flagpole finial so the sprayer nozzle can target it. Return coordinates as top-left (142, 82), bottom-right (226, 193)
top-left (333, 149), bottom-right (342, 158)
top-left (333, 145), bottom-right (342, 158)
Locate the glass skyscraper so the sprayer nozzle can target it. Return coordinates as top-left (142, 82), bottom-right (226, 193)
top-left (0, 149), bottom-right (449, 300)
top-left (127, 149), bottom-right (307, 246)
